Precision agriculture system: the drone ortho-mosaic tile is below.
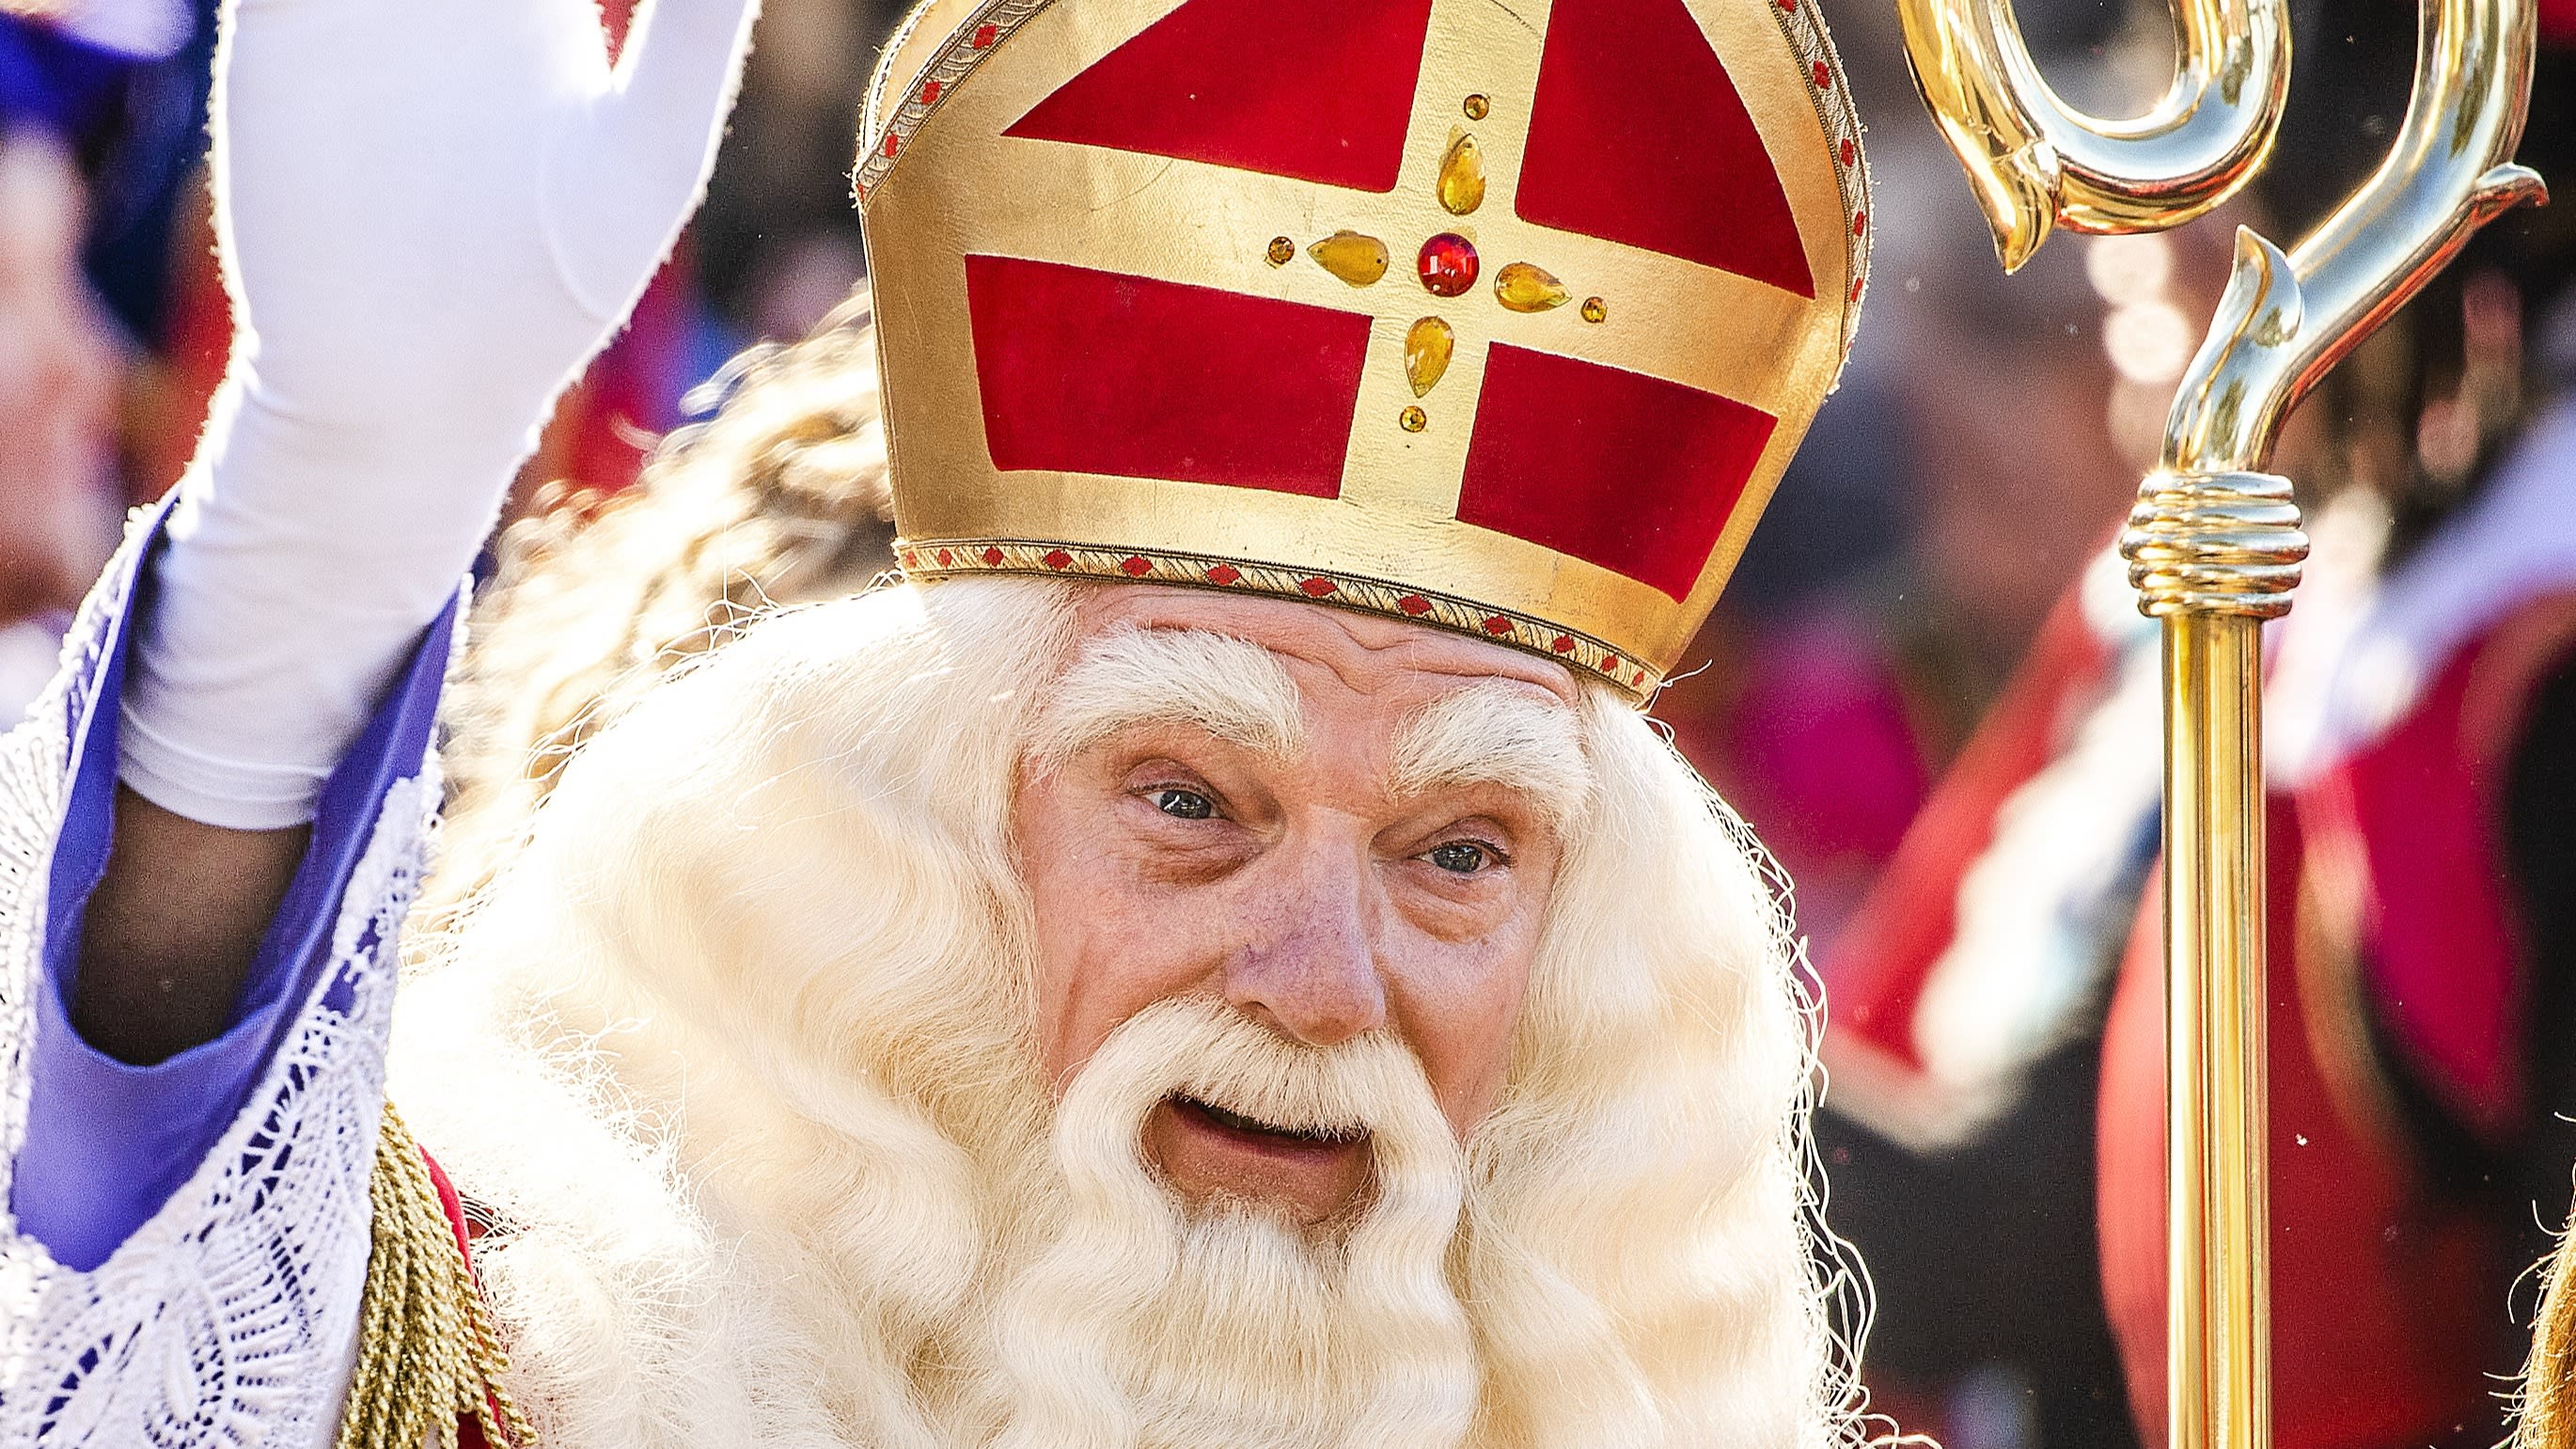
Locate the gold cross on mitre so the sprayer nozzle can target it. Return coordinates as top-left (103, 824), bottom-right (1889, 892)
top-left (856, 0), bottom-right (1867, 698)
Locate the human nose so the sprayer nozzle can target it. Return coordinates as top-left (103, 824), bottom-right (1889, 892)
top-left (1220, 843), bottom-right (1388, 1048)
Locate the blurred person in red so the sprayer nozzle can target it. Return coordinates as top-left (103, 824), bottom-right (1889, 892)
top-left (1825, 13), bottom-right (2576, 1449)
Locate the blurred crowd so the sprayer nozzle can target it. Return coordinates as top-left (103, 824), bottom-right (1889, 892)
top-left (5, 1), bottom-right (2573, 1447)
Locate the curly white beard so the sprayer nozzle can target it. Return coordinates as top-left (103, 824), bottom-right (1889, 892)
top-left (960, 996), bottom-right (1476, 1449)
top-left (389, 576), bottom-right (1850, 1449)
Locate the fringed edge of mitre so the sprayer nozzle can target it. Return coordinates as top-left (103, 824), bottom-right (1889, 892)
top-left (2517, 1196), bottom-right (2576, 1449)
top-left (337, 1101), bottom-right (538, 1449)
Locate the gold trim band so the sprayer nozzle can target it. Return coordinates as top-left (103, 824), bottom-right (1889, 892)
top-left (897, 535), bottom-right (1663, 700)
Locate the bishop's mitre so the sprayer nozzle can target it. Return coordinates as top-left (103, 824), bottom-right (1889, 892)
top-left (856, 0), bottom-right (1869, 700)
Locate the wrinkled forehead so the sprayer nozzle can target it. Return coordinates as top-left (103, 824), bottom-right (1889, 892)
top-left (1072, 584), bottom-right (1579, 705)
top-left (1030, 586), bottom-right (1595, 822)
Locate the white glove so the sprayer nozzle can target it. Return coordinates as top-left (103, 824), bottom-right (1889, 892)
top-left (119, 0), bottom-right (760, 828)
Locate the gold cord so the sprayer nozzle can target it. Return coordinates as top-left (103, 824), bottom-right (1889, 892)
top-left (337, 1102), bottom-right (537, 1449)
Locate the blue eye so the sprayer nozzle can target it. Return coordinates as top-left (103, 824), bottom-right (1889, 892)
top-left (1427, 841), bottom-right (1492, 874)
top-left (1153, 788), bottom-right (1217, 820)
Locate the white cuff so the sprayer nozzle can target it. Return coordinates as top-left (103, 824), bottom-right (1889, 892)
top-left (117, 699), bottom-right (335, 831)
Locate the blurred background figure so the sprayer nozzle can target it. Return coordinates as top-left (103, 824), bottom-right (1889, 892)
top-left (0, 0), bottom-right (196, 717)
top-left (1690, 5), bottom-right (2576, 1448)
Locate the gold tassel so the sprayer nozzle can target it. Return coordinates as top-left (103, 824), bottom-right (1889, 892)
top-left (2520, 1201), bottom-right (2576, 1449)
top-left (337, 1102), bottom-right (537, 1449)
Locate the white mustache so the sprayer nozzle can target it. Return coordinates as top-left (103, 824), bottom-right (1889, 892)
top-left (1060, 997), bottom-right (1456, 1190)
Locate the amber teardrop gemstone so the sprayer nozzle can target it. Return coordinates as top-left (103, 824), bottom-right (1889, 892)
top-left (1494, 260), bottom-right (1570, 312)
top-left (1418, 233), bottom-right (1479, 297)
top-left (1308, 230), bottom-right (1390, 287)
top-left (1404, 316), bottom-right (1454, 397)
top-left (1437, 134), bottom-right (1485, 215)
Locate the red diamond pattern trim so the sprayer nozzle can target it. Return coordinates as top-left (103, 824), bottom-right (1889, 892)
top-left (919, 79), bottom-right (942, 103)
top-left (882, 132), bottom-right (901, 158)
top-left (971, 22), bottom-right (997, 46)
top-left (1812, 60), bottom-right (1830, 88)
top-left (1841, 138), bottom-right (1856, 166)
top-left (892, 540), bottom-right (1659, 700)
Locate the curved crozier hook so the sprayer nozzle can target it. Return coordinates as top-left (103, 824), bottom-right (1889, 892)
top-left (2160, 0), bottom-right (2546, 476)
top-left (1897, 0), bottom-right (2289, 271)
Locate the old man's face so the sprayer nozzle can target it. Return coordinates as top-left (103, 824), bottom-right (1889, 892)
top-left (1013, 588), bottom-right (1589, 1227)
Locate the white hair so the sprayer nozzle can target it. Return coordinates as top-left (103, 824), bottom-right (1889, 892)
top-left (389, 575), bottom-right (1861, 1449)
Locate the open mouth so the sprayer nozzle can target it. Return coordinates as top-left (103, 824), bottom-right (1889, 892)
top-left (1170, 1094), bottom-right (1369, 1150)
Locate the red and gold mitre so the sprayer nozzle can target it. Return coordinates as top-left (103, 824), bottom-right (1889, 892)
top-left (856, 0), bottom-right (1868, 699)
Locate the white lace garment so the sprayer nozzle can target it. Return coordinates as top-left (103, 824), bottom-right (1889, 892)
top-left (0, 511), bottom-right (448, 1446)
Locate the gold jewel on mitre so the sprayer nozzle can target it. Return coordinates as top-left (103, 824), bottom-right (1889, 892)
top-left (856, 0), bottom-right (1869, 700)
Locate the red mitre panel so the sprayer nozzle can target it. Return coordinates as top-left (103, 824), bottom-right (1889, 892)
top-left (1458, 344), bottom-right (1777, 601)
top-left (1002, 0), bottom-right (1437, 192)
top-left (1516, 0), bottom-right (1814, 298)
top-left (966, 255), bottom-right (1368, 496)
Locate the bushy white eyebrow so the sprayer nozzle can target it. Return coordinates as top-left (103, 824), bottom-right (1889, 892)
top-left (1026, 624), bottom-right (1306, 769)
top-left (1390, 683), bottom-right (1594, 831)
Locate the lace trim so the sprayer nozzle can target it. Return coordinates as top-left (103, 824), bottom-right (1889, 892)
top-left (0, 512), bottom-right (450, 1446)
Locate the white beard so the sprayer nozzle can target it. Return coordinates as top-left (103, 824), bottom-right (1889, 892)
top-left (390, 577), bottom-right (1846, 1449)
top-left (960, 997), bottom-right (1478, 1449)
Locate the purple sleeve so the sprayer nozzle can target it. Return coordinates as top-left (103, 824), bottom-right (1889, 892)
top-left (10, 516), bottom-right (458, 1272)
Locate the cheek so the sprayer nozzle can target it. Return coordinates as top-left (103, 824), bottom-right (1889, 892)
top-left (1390, 908), bottom-right (1547, 1133)
top-left (1017, 787), bottom-right (1229, 1092)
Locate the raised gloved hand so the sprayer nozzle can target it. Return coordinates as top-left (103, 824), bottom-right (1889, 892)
top-left (120, 0), bottom-right (761, 827)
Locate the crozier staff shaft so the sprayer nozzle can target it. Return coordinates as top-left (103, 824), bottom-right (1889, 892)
top-left (1897, 0), bottom-right (2545, 1445)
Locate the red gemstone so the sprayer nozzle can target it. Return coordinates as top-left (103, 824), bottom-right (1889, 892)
top-left (900, 548), bottom-right (919, 567)
top-left (1298, 576), bottom-right (1338, 597)
top-left (981, 547), bottom-right (1004, 565)
top-left (919, 80), bottom-right (943, 104)
top-left (1813, 60), bottom-right (1831, 88)
top-left (1602, 655), bottom-right (1620, 671)
top-left (1043, 549), bottom-right (1074, 570)
top-left (1551, 635), bottom-right (1576, 654)
top-left (1850, 277), bottom-right (1865, 302)
top-left (1482, 615), bottom-right (1514, 636)
top-left (1840, 138), bottom-right (1856, 166)
top-left (1205, 563), bottom-right (1242, 585)
top-left (1417, 232), bottom-right (1480, 297)
top-left (1120, 555), bottom-right (1153, 576)
top-left (935, 548), bottom-right (953, 566)
top-left (1853, 211), bottom-right (1867, 236)
top-left (882, 132), bottom-right (901, 158)
top-left (1397, 593), bottom-right (1433, 616)
top-left (1633, 669), bottom-right (1648, 686)
top-left (971, 22), bottom-right (997, 47)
